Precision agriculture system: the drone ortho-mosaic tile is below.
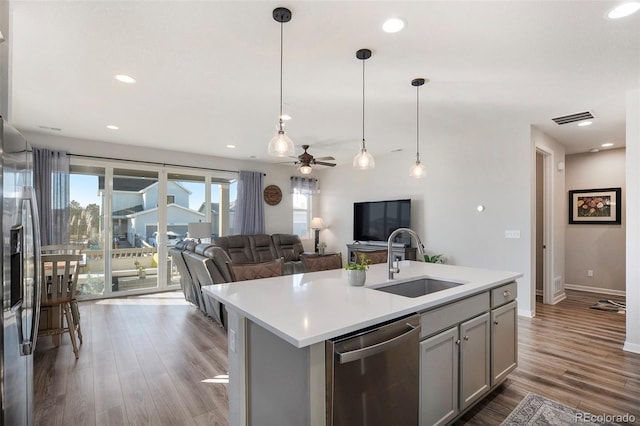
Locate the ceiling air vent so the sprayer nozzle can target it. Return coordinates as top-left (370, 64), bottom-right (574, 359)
top-left (551, 111), bottom-right (594, 125)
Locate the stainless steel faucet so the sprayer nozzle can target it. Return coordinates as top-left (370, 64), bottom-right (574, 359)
top-left (388, 228), bottom-right (426, 279)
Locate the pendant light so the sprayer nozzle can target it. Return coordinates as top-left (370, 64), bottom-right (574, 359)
top-left (268, 7), bottom-right (295, 157)
top-left (409, 78), bottom-right (429, 178)
top-left (353, 49), bottom-right (375, 170)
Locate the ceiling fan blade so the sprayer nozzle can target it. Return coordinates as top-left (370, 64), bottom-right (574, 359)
top-left (314, 161), bottom-right (336, 167)
top-left (314, 156), bottom-right (335, 161)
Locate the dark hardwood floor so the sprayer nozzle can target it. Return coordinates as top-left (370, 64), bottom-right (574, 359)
top-left (34, 290), bottom-right (640, 425)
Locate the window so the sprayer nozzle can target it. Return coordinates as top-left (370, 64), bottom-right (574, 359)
top-left (293, 193), bottom-right (310, 238)
top-left (290, 177), bottom-right (319, 239)
top-left (167, 195), bottom-right (175, 204)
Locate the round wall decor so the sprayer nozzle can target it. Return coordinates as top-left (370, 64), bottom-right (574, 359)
top-left (263, 185), bottom-right (283, 206)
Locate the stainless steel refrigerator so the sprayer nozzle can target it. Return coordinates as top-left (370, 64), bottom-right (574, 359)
top-left (1, 117), bottom-right (41, 425)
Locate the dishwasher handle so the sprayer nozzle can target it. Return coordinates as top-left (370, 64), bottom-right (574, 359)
top-left (336, 322), bottom-right (419, 364)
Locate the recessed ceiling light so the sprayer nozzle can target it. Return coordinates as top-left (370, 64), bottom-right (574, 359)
top-left (382, 18), bottom-right (405, 33)
top-left (106, 125), bottom-right (119, 130)
top-left (226, 144), bottom-right (236, 149)
top-left (590, 148), bottom-right (600, 153)
top-left (601, 142), bottom-right (615, 147)
top-left (578, 121), bottom-right (592, 127)
top-left (608, 2), bottom-right (640, 19)
top-left (280, 114), bottom-right (292, 121)
top-left (114, 74), bottom-right (136, 84)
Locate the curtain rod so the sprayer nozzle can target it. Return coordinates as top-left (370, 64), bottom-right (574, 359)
top-left (70, 153), bottom-right (266, 176)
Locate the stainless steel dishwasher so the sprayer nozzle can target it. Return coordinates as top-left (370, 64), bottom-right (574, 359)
top-left (326, 314), bottom-right (420, 426)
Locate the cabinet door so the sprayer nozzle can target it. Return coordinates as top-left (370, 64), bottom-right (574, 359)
top-left (491, 301), bottom-right (518, 385)
top-left (459, 313), bottom-right (490, 410)
top-left (420, 327), bottom-right (459, 426)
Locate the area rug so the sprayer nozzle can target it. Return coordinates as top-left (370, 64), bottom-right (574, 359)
top-left (501, 393), bottom-right (618, 425)
top-left (591, 299), bottom-right (626, 314)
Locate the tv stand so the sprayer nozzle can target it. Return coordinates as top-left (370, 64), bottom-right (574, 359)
top-left (347, 242), bottom-right (417, 263)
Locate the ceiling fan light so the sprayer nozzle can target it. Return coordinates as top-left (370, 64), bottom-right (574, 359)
top-left (353, 148), bottom-right (375, 170)
top-left (299, 164), bottom-right (313, 175)
top-left (268, 131), bottom-right (295, 157)
top-left (409, 161), bottom-right (426, 178)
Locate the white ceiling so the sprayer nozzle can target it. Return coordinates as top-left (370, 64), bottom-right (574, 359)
top-left (8, 1), bottom-right (640, 166)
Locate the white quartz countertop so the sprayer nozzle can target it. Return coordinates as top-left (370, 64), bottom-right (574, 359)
top-left (202, 261), bottom-right (522, 348)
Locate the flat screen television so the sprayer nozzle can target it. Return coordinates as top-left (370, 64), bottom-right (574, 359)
top-left (353, 199), bottom-right (411, 245)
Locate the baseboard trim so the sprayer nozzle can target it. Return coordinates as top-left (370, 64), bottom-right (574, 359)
top-left (623, 341), bottom-right (640, 354)
top-left (551, 291), bottom-right (567, 304)
top-left (518, 309), bottom-right (534, 318)
top-left (564, 283), bottom-right (626, 297)
top-left (535, 289), bottom-right (543, 296)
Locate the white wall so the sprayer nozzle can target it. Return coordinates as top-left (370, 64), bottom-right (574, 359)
top-left (532, 127), bottom-right (566, 304)
top-left (625, 88), bottom-right (640, 353)
top-left (22, 130), bottom-right (297, 235)
top-left (318, 113), bottom-right (534, 317)
top-left (565, 148), bottom-right (625, 294)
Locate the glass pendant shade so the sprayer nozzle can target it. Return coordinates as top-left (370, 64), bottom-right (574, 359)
top-left (353, 146), bottom-right (375, 170)
top-left (409, 160), bottom-right (426, 178)
top-left (268, 130), bottom-right (295, 157)
top-left (299, 164), bottom-right (313, 175)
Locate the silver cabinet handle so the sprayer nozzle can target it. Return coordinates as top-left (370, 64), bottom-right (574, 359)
top-left (494, 320), bottom-right (499, 325)
top-left (337, 323), bottom-right (419, 364)
top-left (503, 290), bottom-right (511, 297)
top-left (463, 336), bottom-right (469, 341)
top-left (455, 339), bottom-right (461, 345)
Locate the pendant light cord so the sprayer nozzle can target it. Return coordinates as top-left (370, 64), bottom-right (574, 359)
top-left (416, 84), bottom-right (420, 162)
top-left (278, 21), bottom-right (284, 132)
top-left (362, 57), bottom-right (366, 149)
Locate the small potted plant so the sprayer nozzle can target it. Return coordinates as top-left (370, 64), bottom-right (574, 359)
top-left (134, 260), bottom-right (146, 279)
top-left (345, 253), bottom-right (371, 286)
top-left (424, 253), bottom-right (446, 264)
top-left (317, 241), bottom-right (327, 255)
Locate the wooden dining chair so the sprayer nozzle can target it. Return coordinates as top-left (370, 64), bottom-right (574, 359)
top-left (39, 254), bottom-right (83, 359)
top-left (352, 249), bottom-right (388, 265)
top-left (301, 253), bottom-right (343, 272)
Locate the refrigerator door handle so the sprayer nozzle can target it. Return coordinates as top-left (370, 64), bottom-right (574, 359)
top-left (12, 187), bottom-right (42, 356)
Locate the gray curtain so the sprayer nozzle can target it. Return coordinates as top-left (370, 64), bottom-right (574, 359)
top-left (33, 148), bottom-right (70, 246)
top-left (234, 171), bottom-right (265, 235)
top-left (290, 177), bottom-right (319, 195)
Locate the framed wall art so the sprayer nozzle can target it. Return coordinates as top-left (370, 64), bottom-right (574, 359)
top-left (568, 187), bottom-right (621, 224)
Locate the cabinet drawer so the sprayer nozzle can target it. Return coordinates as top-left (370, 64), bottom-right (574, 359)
top-left (491, 282), bottom-right (517, 308)
top-left (421, 292), bottom-right (490, 338)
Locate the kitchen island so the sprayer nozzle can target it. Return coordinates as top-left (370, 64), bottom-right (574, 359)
top-left (203, 260), bottom-right (522, 426)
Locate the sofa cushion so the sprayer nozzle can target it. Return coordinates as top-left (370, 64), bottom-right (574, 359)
top-left (214, 235), bottom-right (254, 263)
top-left (227, 259), bottom-right (284, 282)
top-left (203, 246), bottom-right (233, 283)
top-left (249, 234), bottom-right (278, 262)
top-left (271, 234), bottom-right (304, 262)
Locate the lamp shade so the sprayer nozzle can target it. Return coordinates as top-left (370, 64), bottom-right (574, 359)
top-left (188, 222), bottom-right (212, 239)
top-left (310, 217), bottom-right (325, 229)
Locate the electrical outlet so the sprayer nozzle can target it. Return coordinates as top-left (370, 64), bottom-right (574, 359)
top-left (587, 269), bottom-right (594, 277)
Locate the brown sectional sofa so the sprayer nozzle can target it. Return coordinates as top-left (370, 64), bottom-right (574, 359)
top-left (169, 234), bottom-right (306, 328)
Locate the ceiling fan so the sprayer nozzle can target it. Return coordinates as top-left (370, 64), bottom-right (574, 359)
top-left (291, 145), bottom-right (336, 174)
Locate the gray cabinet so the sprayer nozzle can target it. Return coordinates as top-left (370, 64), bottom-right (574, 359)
top-left (420, 327), bottom-right (459, 426)
top-left (459, 313), bottom-right (490, 410)
top-left (419, 283), bottom-right (517, 426)
top-left (491, 300), bottom-right (517, 385)
top-left (420, 312), bottom-right (490, 426)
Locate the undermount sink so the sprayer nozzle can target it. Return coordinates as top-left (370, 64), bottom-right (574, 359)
top-left (372, 278), bottom-right (464, 298)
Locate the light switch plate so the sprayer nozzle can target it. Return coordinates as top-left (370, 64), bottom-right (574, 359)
top-left (505, 230), bottom-right (521, 239)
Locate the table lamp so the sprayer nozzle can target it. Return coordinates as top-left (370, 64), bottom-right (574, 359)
top-left (188, 222), bottom-right (212, 244)
top-left (310, 217), bottom-right (325, 253)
